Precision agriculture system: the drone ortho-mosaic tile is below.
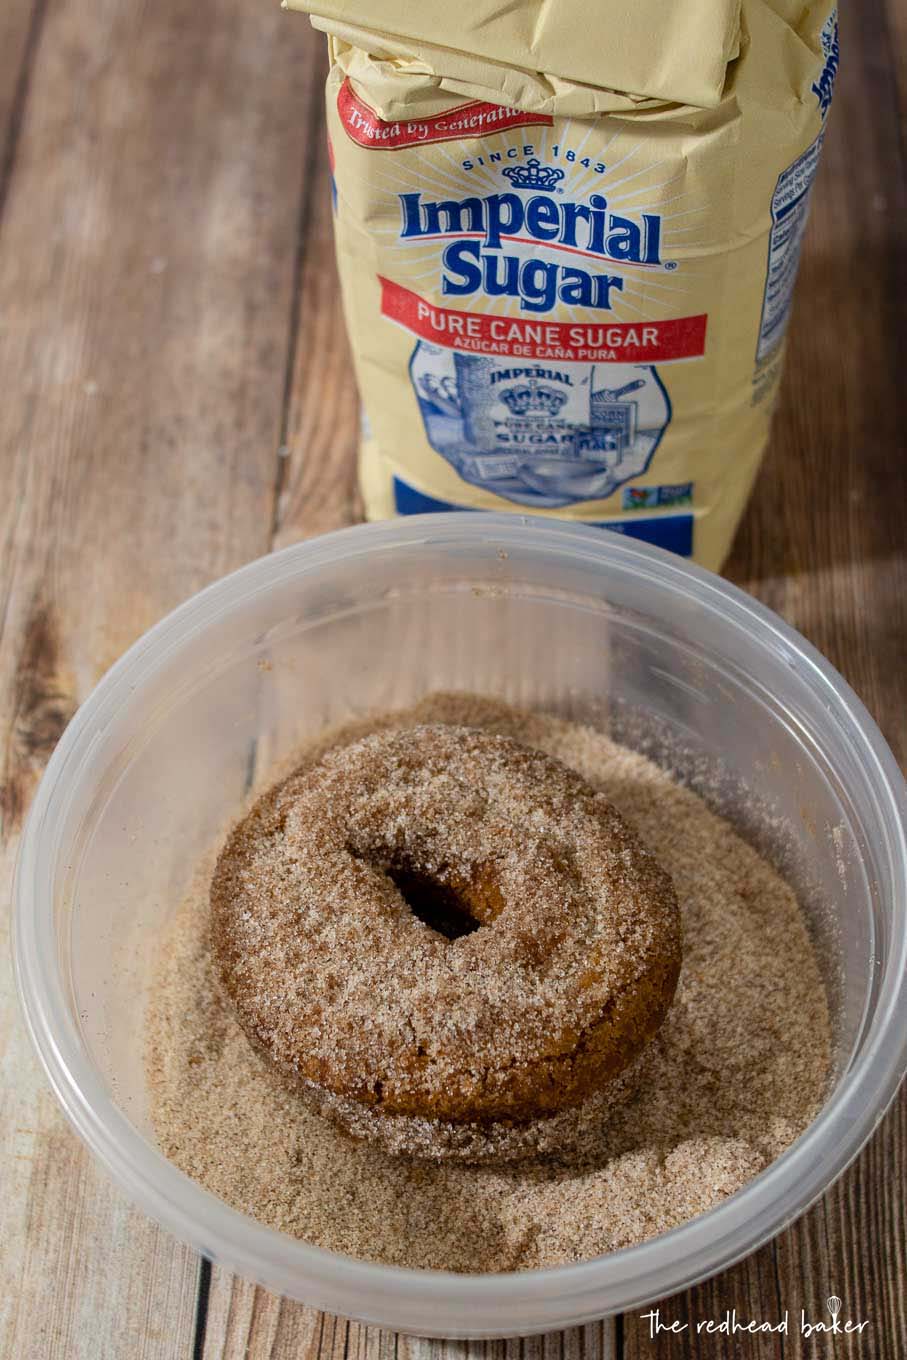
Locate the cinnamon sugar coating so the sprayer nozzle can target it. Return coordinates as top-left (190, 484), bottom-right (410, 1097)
top-left (147, 695), bottom-right (832, 1271)
top-left (211, 724), bottom-right (681, 1160)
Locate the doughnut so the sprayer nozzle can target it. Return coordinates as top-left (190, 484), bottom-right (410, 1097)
top-left (211, 724), bottom-right (681, 1162)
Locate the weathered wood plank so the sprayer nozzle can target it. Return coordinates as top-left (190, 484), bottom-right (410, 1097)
top-left (880, 0), bottom-right (905, 180)
top-left (726, 0), bottom-right (907, 761)
top-left (622, 0), bottom-right (907, 1355)
top-left (0, 0), bottom-right (320, 1353)
top-left (0, 0), bottom-right (41, 178)
top-left (198, 42), bottom-right (616, 1359)
top-left (190, 38), bottom-right (362, 1355)
top-left (199, 1275), bottom-right (485, 1360)
top-left (271, 55), bottom-right (362, 549)
top-left (200, 1280), bottom-right (618, 1358)
top-left (199, 1271), bottom-right (324, 1359)
top-left (201, 49), bottom-right (614, 1358)
top-left (397, 1325), bottom-right (616, 1360)
top-left (2, 0), bottom-right (904, 1352)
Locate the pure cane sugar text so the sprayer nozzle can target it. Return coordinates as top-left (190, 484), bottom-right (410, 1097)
top-left (286, 0), bottom-right (839, 567)
top-left (145, 696), bottom-right (830, 1272)
top-left (380, 286), bottom-right (700, 364)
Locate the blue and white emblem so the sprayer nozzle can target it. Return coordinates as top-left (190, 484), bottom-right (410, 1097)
top-left (409, 346), bottom-right (671, 508)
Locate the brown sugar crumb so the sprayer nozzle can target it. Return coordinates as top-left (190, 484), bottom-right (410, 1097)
top-left (144, 693), bottom-right (832, 1273)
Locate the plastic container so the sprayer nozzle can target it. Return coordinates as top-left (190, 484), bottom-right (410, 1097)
top-left (14, 514), bottom-right (907, 1338)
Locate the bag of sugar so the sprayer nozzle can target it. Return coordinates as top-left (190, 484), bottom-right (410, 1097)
top-left (285, 0), bottom-right (839, 568)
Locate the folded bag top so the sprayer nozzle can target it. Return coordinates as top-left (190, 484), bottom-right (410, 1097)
top-left (285, 0), bottom-right (742, 112)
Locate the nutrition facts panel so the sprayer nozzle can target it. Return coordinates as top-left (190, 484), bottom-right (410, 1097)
top-left (757, 131), bottom-right (825, 362)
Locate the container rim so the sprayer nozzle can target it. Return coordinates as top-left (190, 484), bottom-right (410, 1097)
top-left (13, 514), bottom-right (907, 1335)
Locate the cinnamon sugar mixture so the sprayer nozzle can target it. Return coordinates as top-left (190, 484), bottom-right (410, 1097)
top-left (145, 694), bottom-right (831, 1272)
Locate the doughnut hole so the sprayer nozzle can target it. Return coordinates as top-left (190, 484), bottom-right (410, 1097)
top-left (213, 725), bottom-right (682, 1135)
top-left (386, 862), bottom-right (482, 941)
top-left (356, 846), bottom-right (506, 941)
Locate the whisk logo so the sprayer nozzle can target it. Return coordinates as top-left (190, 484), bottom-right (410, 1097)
top-left (801, 1294), bottom-right (870, 1338)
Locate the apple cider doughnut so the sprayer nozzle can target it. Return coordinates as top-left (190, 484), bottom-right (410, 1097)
top-left (211, 724), bottom-right (681, 1161)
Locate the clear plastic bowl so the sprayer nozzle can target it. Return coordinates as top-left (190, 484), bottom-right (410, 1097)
top-left (14, 515), bottom-right (907, 1338)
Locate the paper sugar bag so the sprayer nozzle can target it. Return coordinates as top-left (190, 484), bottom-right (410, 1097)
top-left (287, 0), bottom-right (839, 567)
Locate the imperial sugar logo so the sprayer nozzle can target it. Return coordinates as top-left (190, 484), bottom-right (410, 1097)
top-left (398, 158), bottom-right (664, 315)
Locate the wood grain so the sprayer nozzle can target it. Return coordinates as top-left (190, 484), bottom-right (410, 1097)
top-left (198, 1281), bottom-right (618, 1360)
top-left (0, 0), bottom-right (42, 189)
top-left (396, 1326), bottom-right (616, 1360)
top-left (0, 0), bottom-right (321, 1354)
top-left (622, 1), bottom-right (907, 1355)
top-left (199, 1273), bottom-right (324, 1359)
top-left (1, 0), bottom-right (905, 1354)
top-left (271, 58), bottom-right (362, 550)
top-left (881, 0), bottom-right (906, 162)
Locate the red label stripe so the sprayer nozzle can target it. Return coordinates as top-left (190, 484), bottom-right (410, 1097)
top-left (379, 278), bottom-right (707, 363)
top-left (337, 80), bottom-right (552, 150)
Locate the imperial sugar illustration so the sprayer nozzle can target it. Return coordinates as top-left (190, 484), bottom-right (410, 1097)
top-left (412, 348), bottom-right (670, 509)
top-left (289, 0), bottom-right (838, 568)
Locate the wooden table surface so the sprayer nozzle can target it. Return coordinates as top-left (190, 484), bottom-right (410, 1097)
top-left (1, 1), bottom-right (905, 1356)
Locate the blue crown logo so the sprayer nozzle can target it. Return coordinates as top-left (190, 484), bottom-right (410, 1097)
top-left (498, 379), bottom-right (568, 417)
top-left (502, 159), bottom-right (565, 192)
